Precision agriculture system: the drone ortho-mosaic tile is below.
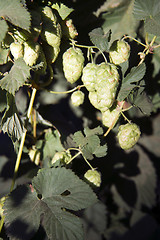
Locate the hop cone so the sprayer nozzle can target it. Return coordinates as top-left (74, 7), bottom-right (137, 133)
top-left (71, 90), bottom-right (84, 106)
top-left (63, 47), bottom-right (84, 84)
top-left (109, 40), bottom-right (130, 65)
top-left (117, 123), bottom-right (141, 150)
top-left (102, 104), bottom-right (120, 128)
top-left (10, 42), bottom-right (24, 60)
top-left (84, 169), bottom-right (101, 187)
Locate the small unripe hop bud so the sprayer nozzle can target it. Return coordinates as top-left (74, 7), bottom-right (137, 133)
top-left (10, 42), bottom-right (24, 59)
top-left (71, 90), bottom-right (84, 106)
top-left (63, 47), bottom-right (84, 84)
top-left (65, 19), bottom-right (78, 39)
top-left (52, 150), bottom-right (72, 165)
top-left (117, 123), bottom-right (141, 150)
top-left (84, 169), bottom-right (101, 187)
top-left (109, 40), bottom-right (130, 65)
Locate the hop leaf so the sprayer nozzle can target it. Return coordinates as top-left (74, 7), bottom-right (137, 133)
top-left (63, 47), bottom-right (84, 84)
top-left (71, 90), bottom-right (84, 106)
top-left (117, 123), bottom-right (141, 150)
top-left (84, 169), bottom-right (101, 187)
top-left (109, 40), bottom-right (130, 65)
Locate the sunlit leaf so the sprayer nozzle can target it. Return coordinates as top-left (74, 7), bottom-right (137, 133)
top-left (0, 19), bottom-right (8, 42)
top-left (0, 58), bottom-right (30, 95)
top-left (51, 3), bottom-right (73, 20)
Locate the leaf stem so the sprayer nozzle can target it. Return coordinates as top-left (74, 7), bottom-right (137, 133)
top-left (48, 85), bottom-right (85, 94)
top-left (122, 35), bottom-right (147, 47)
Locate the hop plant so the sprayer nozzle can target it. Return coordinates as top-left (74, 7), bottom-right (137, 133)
top-left (28, 147), bottom-right (41, 166)
top-left (23, 40), bottom-right (41, 66)
top-left (10, 42), bottom-right (24, 60)
top-left (71, 90), bottom-right (84, 106)
top-left (84, 169), bottom-right (101, 187)
top-left (63, 47), bottom-right (84, 84)
top-left (117, 123), bottom-right (141, 150)
top-left (88, 91), bottom-right (99, 110)
top-left (81, 63), bottom-right (97, 92)
top-left (109, 40), bottom-right (130, 65)
top-left (102, 104), bottom-right (120, 128)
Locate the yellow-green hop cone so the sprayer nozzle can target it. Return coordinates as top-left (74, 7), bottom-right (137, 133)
top-left (71, 90), bottom-right (84, 106)
top-left (10, 42), bottom-right (24, 60)
top-left (88, 91), bottom-right (99, 110)
top-left (41, 6), bottom-right (61, 48)
top-left (23, 41), bottom-right (40, 66)
top-left (28, 147), bottom-right (41, 166)
top-left (102, 104), bottom-right (120, 128)
top-left (84, 169), bottom-right (101, 187)
top-left (63, 47), bottom-right (84, 84)
top-left (117, 123), bottom-right (141, 150)
top-left (109, 40), bottom-right (130, 65)
top-left (81, 63), bottom-right (98, 92)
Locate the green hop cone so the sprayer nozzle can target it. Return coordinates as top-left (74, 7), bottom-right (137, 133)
top-left (109, 40), bottom-right (130, 65)
top-left (23, 40), bottom-right (40, 66)
top-left (71, 90), bottom-right (84, 106)
top-left (95, 62), bottom-right (119, 109)
top-left (63, 47), bottom-right (84, 84)
top-left (102, 103), bottom-right (120, 128)
top-left (28, 147), bottom-right (40, 166)
top-left (117, 123), bottom-right (141, 150)
top-left (10, 42), bottom-right (24, 60)
top-left (84, 169), bottom-right (101, 187)
top-left (52, 150), bottom-right (72, 165)
top-left (81, 63), bottom-right (98, 92)
top-left (41, 6), bottom-right (61, 48)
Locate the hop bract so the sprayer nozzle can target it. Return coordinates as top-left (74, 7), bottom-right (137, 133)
top-left (117, 123), bottom-right (141, 150)
top-left (10, 42), bottom-right (24, 60)
top-left (102, 104), bottom-right (120, 128)
top-left (71, 90), bottom-right (84, 106)
top-left (109, 40), bottom-right (130, 65)
top-left (23, 41), bottom-right (40, 66)
top-left (63, 47), bottom-right (84, 84)
top-left (84, 169), bottom-right (101, 187)
top-left (81, 63), bottom-right (97, 92)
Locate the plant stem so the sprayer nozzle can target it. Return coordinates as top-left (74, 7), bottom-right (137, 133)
top-left (10, 88), bottom-right (37, 192)
top-left (48, 85), bottom-right (85, 94)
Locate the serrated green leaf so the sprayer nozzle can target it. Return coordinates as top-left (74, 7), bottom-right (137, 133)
top-left (0, 87), bottom-right (7, 112)
top-left (1, 93), bottom-right (24, 141)
top-left (3, 185), bottom-right (42, 240)
top-left (0, 45), bottom-right (9, 64)
top-left (51, 3), bottom-right (73, 20)
top-left (117, 63), bottom-right (146, 101)
top-left (89, 28), bottom-right (111, 52)
top-left (43, 129), bottom-right (64, 160)
top-left (73, 127), bottom-right (107, 160)
top-left (129, 88), bottom-right (153, 115)
top-left (0, 58), bottom-right (30, 95)
top-left (0, 19), bottom-right (8, 42)
top-left (133, 0), bottom-right (160, 36)
top-left (4, 168), bottom-right (97, 240)
top-left (33, 167), bottom-right (97, 240)
top-left (102, 0), bottom-right (138, 42)
top-left (0, 0), bottom-right (31, 31)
